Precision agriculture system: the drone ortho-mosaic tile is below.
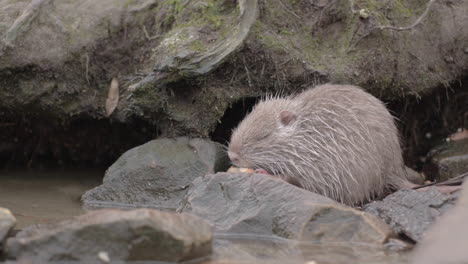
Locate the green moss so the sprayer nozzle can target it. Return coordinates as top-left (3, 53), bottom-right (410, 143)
top-left (189, 40), bottom-right (208, 52)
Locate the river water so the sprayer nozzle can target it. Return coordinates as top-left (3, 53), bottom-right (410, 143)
top-left (0, 169), bottom-right (102, 228)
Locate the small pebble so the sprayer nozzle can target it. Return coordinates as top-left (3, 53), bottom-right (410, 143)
top-left (444, 56), bottom-right (454, 63)
top-left (98, 251), bottom-right (110, 263)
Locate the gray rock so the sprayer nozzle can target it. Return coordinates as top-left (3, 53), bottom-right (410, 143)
top-left (179, 172), bottom-right (395, 244)
top-left (5, 208), bottom-right (212, 262)
top-left (82, 137), bottom-right (229, 210)
top-left (364, 188), bottom-right (458, 242)
top-left (424, 139), bottom-right (468, 182)
top-left (411, 180), bottom-right (468, 264)
top-left (0, 208), bottom-right (15, 249)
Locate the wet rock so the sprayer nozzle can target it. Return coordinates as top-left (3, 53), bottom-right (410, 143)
top-left (179, 172), bottom-right (395, 245)
top-left (5, 209), bottom-right (212, 262)
top-left (208, 235), bottom-right (407, 264)
top-left (364, 188), bottom-right (458, 242)
top-left (0, 208), bottom-right (15, 248)
top-left (411, 180), bottom-right (468, 264)
top-left (82, 137), bottom-right (229, 210)
top-left (423, 139), bottom-right (468, 182)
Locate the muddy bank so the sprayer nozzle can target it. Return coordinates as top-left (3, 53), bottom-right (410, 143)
top-left (1, 0), bottom-right (468, 141)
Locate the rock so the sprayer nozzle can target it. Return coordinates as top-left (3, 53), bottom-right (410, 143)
top-left (411, 180), bottom-right (468, 264)
top-left (0, 208), bottom-right (15, 249)
top-left (82, 137), bottom-right (229, 210)
top-left (5, 209), bottom-right (212, 262)
top-left (364, 188), bottom-right (458, 242)
top-left (423, 139), bottom-right (468, 182)
top-left (178, 172), bottom-right (395, 245)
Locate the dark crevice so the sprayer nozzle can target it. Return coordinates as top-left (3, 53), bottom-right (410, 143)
top-left (0, 112), bottom-right (159, 169)
top-left (210, 97), bottom-right (259, 145)
top-left (388, 78), bottom-right (468, 171)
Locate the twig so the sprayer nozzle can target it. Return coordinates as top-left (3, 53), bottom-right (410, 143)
top-left (84, 54), bottom-right (90, 84)
top-left (376, 0), bottom-right (436, 31)
top-left (348, 0), bottom-right (436, 49)
top-left (3, 0), bottom-right (51, 47)
top-left (348, 0), bottom-right (357, 14)
top-left (142, 25), bottom-right (161, 40)
top-left (412, 171), bottom-right (468, 189)
top-left (277, 0), bottom-right (301, 20)
top-left (242, 57), bottom-right (253, 88)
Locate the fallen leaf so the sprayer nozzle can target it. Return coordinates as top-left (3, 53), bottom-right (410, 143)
top-left (105, 78), bottom-right (119, 117)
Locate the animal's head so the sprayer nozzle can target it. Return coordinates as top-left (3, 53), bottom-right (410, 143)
top-left (227, 98), bottom-right (298, 169)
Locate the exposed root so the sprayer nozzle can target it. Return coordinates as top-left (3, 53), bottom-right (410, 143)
top-left (349, 0), bottom-right (437, 49)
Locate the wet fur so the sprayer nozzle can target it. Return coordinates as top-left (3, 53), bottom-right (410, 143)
top-left (228, 84), bottom-right (409, 205)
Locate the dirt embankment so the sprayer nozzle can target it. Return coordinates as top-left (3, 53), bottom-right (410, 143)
top-left (0, 0), bottom-right (467, 167)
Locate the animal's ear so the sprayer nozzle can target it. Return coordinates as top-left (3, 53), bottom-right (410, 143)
top-left (279, 110), bottom-right (296, 126)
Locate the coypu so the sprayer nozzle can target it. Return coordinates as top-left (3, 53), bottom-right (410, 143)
top-left (227, 84), bottom-right (411, 205)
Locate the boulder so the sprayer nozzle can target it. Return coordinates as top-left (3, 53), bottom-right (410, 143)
top-left (5, 208), bottom-right (212, 262)
top-left (423, 139), bottom-right (468, 182)
top-left (179, 172), bottom-right (394, 245)
top-left (82, 137), bottom-right (229, 210)
top-left (364, 188), bottom-right (458, 242)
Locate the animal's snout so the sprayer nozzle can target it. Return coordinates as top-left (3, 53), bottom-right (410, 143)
top-left (228, 151), bottom-right (240, 166)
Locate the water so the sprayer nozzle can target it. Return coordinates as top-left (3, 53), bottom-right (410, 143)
top-left (0, 169), bottom-right (102, 228)
top-left (0, 170), bottom-right (409, 264)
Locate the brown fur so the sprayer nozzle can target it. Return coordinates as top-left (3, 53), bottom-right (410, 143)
top-left (228, 84), bottom-right (410, 205)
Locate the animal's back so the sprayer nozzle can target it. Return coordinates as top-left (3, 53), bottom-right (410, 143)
top-left (290, 84), bottom-right (407, 204)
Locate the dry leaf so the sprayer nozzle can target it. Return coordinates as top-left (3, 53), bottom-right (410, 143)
top-left (105, 78), bottom-right (119, 117)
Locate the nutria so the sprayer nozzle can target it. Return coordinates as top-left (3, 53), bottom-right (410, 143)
top-left (228, 84), bottom-right (410, 205)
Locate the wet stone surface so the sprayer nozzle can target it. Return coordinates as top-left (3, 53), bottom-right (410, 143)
top-left (179, 172), bottom-right (395, 245)
top-left (5, 208), bottom-right (212, 262)
top-left (82, 137), bottom-right (229, 210)
top-left (424, 139), bottom-right (468, 182)
top-left (364, 188), bottom-right (458, 242)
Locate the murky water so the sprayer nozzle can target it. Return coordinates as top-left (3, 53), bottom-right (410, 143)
top-left (0, 169), bottom-right (102, 228)
top-left (0, 170), bottom-right (409, 264)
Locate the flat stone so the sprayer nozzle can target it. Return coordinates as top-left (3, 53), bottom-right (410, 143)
top-left (82, 137), bottom-right (229, 210)
top-left (5, 208), bottom-right (212, 262)
top-left (364, 188), bottom-right (458, 242)
top-left (0, 208), bottom-right (15, 249)
top-left (179, 172), bottom-right (394, 245)
top-left (411, 180), bottom-right (468, 264)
